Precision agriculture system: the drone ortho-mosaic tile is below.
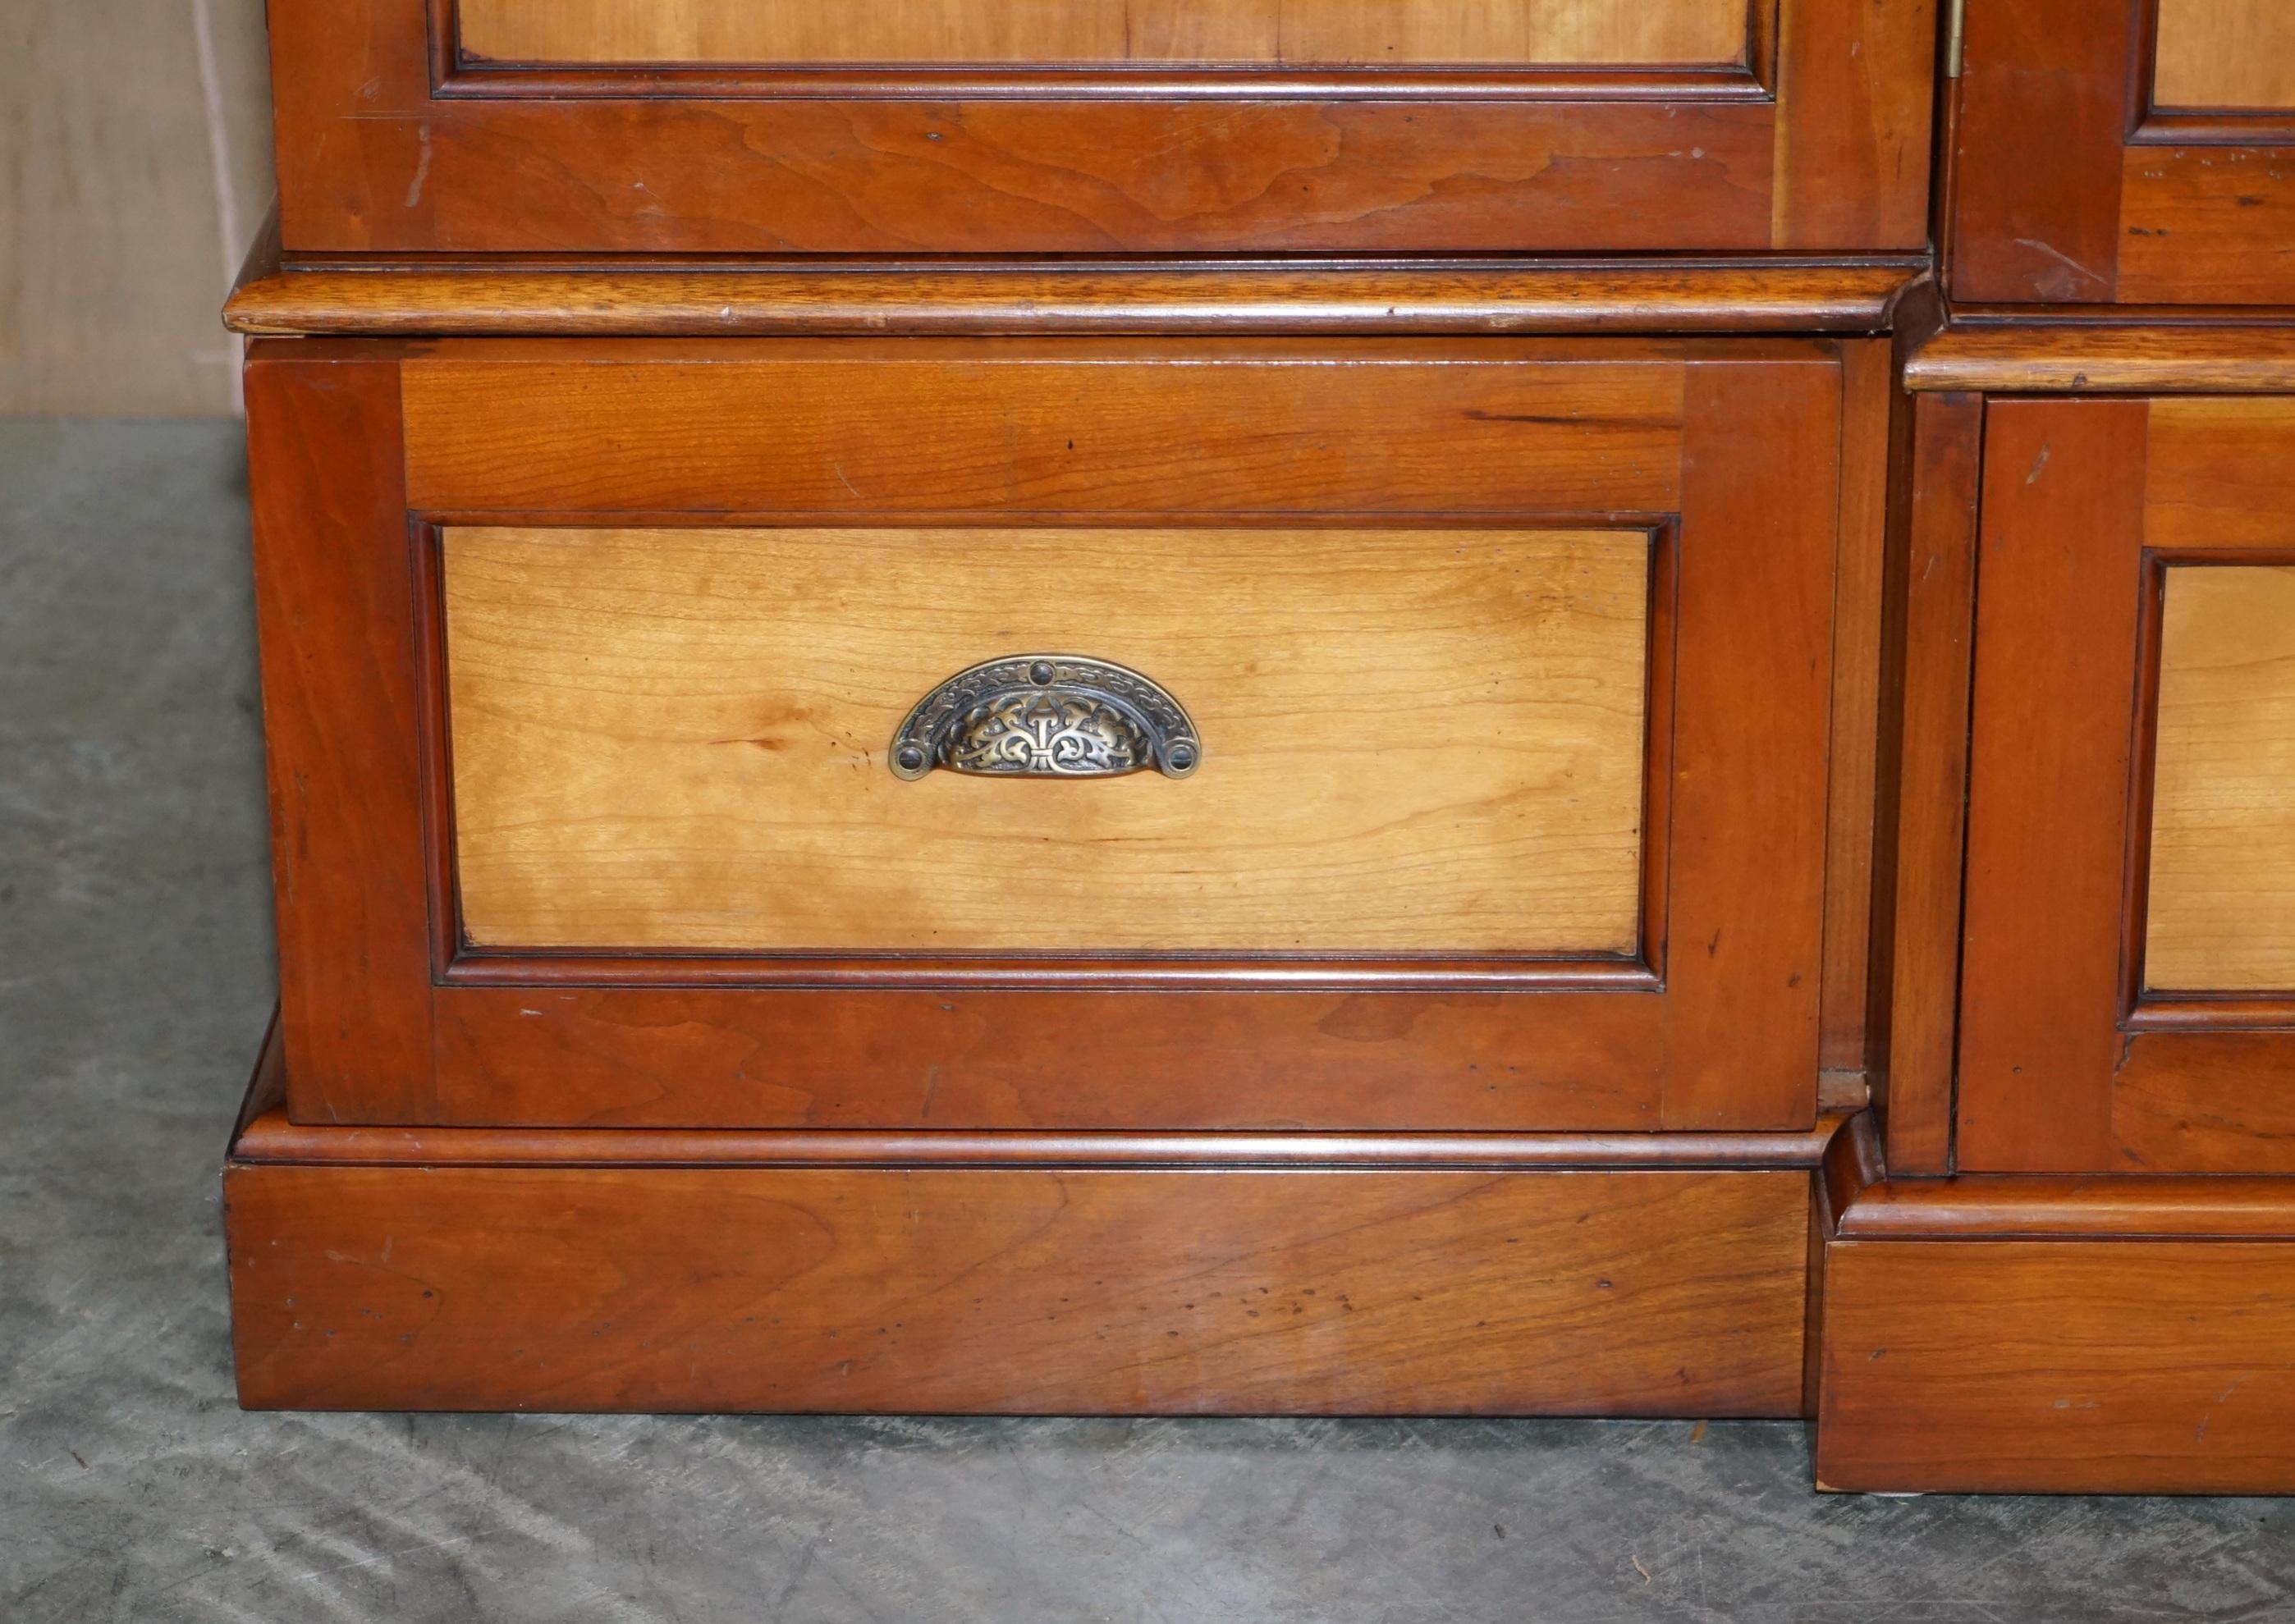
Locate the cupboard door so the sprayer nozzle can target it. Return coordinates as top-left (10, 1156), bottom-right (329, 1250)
top-left (1958, 397), bottom-right (2295, 1172)
top-left (249, 337), bottom-right (1857, 1132)
top-left (267, 0), bottom-right (1934, 255)
top-left (1954, 0), bottom-right (2295, 304)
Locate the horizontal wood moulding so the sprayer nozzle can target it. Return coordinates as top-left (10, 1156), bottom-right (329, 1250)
top-left (2144, 565), bottom-right (2295, 993)
top-left (1837, 1175), bottom-right (2295, 1241)
top-left (2152, 0), bottom-right (2295, 110)
top-left (444, 524), bottom-right (1652, 955)
top-left (225, 262), bottom-right (1929, 339)
top-left (1907, 324), bottom-right (2295, 393)
top-left (234, 1109), bottom-right (1850, 1170)
top-left (455, 0), bottom-right (1753, 70)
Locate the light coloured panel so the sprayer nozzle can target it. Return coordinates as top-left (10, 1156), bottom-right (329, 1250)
top-left (456, 0), bottom-right (1753, 70)
top-left (2146, 564), bottom-right (2295, 992)
top-left (2153, 0), bottom-right (2295, 110)
top-left (445, 525), bottom-right (1653, 954)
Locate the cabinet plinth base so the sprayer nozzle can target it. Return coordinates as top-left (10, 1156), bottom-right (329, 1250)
top-left (1817, 1174), bottom-right (2295, 1494)
top-left (222, 1027), bottom-right (1828, 1417)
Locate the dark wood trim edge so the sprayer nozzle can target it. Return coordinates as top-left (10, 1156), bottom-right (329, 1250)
top-left (1909, 322), bottom-right (2295, 393)
top-left (226, 261), bottom-right (1929, 339)
top-left (1838, 1173), bottom-right (2295, 1241)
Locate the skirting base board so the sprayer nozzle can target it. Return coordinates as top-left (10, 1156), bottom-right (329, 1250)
top-left (224, 1026), bottom-right (1831, 1417)
top-left (1816, 1149), bottom-right (2295, 1494)
top-left (226, 1021), bottom-right (2295, 1484)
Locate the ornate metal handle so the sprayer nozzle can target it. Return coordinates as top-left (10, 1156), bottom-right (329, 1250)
top-left (889, 655), bottom-right (1201, 780)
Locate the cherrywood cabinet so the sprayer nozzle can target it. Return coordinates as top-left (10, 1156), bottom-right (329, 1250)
top-left (215, 0), bottom-right (2295, 1494)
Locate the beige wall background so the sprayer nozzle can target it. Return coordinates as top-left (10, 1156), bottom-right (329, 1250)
top-left (3, 0), bottom-right (277, 416)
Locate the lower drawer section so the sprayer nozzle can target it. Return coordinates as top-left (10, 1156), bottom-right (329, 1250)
top-left (224, 1038), bottom-right (1817, 1416)
top-left (251, 336), bottom-right (1853, 1132)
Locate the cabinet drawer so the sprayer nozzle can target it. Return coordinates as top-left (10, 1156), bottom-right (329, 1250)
top-left (268, 0), bottom-right (1933, 255)
top-left (249, 336), bottom-right (1859, 1132)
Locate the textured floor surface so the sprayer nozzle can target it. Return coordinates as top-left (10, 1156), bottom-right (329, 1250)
top-left (2, 419), bottom-right (2292, 1623)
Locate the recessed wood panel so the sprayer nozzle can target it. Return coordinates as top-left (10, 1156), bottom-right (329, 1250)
top-left (2146, 565), bottom-right (2295, 993)
top-left (455, 0), bottom-right (1753, 70)
top-left (444, 525), bottom-right (1651, 955)
top-left (2152, 0), bottom-right (2295, 109)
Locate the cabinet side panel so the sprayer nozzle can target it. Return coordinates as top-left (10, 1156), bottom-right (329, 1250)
top-left (245, 350), bottom-right (435, 1123)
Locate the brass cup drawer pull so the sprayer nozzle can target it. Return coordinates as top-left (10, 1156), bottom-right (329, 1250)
top-left (890, 655), bottom-right (1202, 780)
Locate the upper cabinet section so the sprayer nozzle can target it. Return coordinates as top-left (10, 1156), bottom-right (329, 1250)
top-left (268, 0), bottom-right (1936, 256)
top-left (1953, 0), bottom-right (2295, 304)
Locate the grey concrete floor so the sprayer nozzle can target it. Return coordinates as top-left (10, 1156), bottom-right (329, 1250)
top-left (2, 418), bottom-right (2290, 1623)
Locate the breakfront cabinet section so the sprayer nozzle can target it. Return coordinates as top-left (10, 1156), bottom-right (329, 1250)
top-left (268, 0), bottom-right (1935, 254)
top-left (245, 335), bottom-right (1878, 1133)
top-left (1887, 387), bottom-right (2295, 1176)
top-left (1952, 0), bottom-right (2295, 304)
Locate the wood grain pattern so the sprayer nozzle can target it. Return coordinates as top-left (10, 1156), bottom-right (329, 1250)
top-left (235, 1105), bottom-right (1847, 1169)
top-left (1907, 326), bottom-right (2295, 396)
top-left (1949, 0), bottom-right (2132, 304)
top-left (1944, 396), bottom-right (2295, 1175)
top-left (401, 341), bottom-right (1693, 519)
top-left (244, 351), bottom-right (438, 1124)
top-left (1951, 0), bottom-right (2295, 304)
top-left (2146, 396), bottom-right (2295, 551)
top-left (2114, 1036), bottom-right (2295, 1172)
top-left (456, 0), bottom-right (1752, 69)
top-left (1816, 338), bottom-right (1894, 1080)
top-left (257, 338), bottom-right (1839, 1132)
top-left (2153, 0), bottom-right (2295, 109)
top-left (1955, 400), bottom-right (2151, 1173)
top-left (2118, 145), bottom-right (2295, 307)
top-left (1820, 1237), bottom-right (2295, 1493)
top-left (227, 1157), bottom-right (1810, 1414)
top-left (265, 0), bottom-right (1931, 255)
top-left (222, 261), bottom-right (1927, 341)
top-left (1769, 0), bottom-right (1936, 250)
top-left (444, 525), bottom-right (1651, 955)
top-left (1875, 392), bottom-right (1982, 1177)
top-left (1655, 356), bottom-right (1838, 1131)
top-left (2145, 565), bottom-right (2295, 992)
top-left (1839, 1173), bottom-right (2295, 1240)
